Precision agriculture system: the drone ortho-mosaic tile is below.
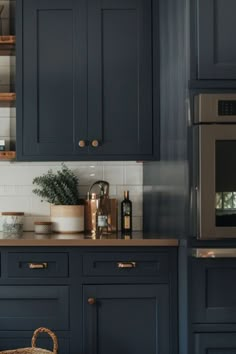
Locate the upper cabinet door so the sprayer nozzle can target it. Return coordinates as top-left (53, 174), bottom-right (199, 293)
top-left (17, 0), bottom-right (156, 161)
top-left (17, 0), bottom-right (88, 159)
top-left (87, 0), bottom-right (154, 158)
top-left (197, 0), bottom-right (236, 79)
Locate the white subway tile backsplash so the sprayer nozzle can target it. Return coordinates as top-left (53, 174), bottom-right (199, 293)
top-left (0, 117), bottom-right (15, 136)
top-left (0, 196), bottom-right (30, 214)
top-left (116, 185), bottom-right (143, 198)
top-left (124, 163), bottom-right (143, 185)
top-left (0, 65), bottom-right (11, 85)
top-left (0, 56), bottom-right (12, 67)
top-left (23, 216), bottom-right (51, 232)
top-left (0, 117), bottom-right (10, 136)
top-left (107, 185), bottom-right (117, 198)
top-left (132, 216), bottom-right (143, 231)
top-left (30, 197), bottom-right (50, 217)
top-left (74, 165), bottom-right (103, 185)
top-left (103, 165), bottom-right (124, 185)
top-left (0, 185), bottom-right (32, 196)
top-left (0, 161), bottom-right (143, 231)
top-left (0, 106), bottom-right (15, 117)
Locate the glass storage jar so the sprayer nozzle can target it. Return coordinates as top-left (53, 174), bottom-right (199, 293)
top-left (2, 212), bottom-right (24, 234)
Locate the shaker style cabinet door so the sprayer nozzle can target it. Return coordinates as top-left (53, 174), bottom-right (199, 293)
top-left (17, 0), bottom-right (156, 161)
top-left (83, 284), bottom-right (171, 354)
top-left (87, 0), bottom-right (154, 158)
top-left (197, 0), bottom-right (236, 79)
top-left (16, 0), bottom-right (88, 159)
top-left (192, 258), bottom-right (236, 323)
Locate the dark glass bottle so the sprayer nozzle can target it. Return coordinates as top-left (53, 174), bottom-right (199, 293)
top-left (121, 191), bottom-right (132, 235)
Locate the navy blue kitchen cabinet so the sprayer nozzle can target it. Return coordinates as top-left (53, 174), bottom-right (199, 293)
top-left (191, 256), bottom-right (236, 354)
top-left (0, 249), bottom-right (71, 353)
top-left (0, 246), bottom-right (177, 354)
top-left (83, 284), bottom-right (170, 354)
top-left (81, 248), bottom-right (178, 354)
top-left (16, 0), bottom-right (157, 161)
top-left (191, 258), bottom-right (236, 323)
top-left (192, 0), bottom-right (236, 81)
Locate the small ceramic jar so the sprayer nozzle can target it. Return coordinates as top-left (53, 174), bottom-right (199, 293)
top-left (2, 212), bottom-right (24, 234)
top-left (34, 221), bottom-right (52, 234)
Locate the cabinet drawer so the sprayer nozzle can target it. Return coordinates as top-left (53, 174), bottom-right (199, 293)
top-left (192, 258), bottom-right (236, 323)
top-left (82, 252), bottom-right (169, 280)
top-left (0, 285), bottom-right (69, 330)
top-left (6, 252), bottom-right (68, 278)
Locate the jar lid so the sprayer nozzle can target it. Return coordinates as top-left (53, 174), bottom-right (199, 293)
top-left (34, 221), bottom-right (52, 225)
top-left (2, 212), bottom-right (24, 216)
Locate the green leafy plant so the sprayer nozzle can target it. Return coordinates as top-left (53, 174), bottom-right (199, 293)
top-left (32, 163), bottom-right (81, 205)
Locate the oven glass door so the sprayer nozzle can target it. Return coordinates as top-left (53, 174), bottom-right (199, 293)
top-left (199, 125), bottom-right (236, 238)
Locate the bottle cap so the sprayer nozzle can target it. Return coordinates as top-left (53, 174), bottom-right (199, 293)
top-left (124, 191), bottom-right (129, 199)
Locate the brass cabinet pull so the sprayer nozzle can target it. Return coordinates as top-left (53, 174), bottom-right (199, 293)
top-left (78, 140), bottom-right (86, 148)
top-left (28, 262), bottom-right (48, 269)
top-left (88, 297), bottom-right (96, 305)
top-left (91, 140), bottom-right (99, 148)
top-left (117, 262), bottom-right (136, 269)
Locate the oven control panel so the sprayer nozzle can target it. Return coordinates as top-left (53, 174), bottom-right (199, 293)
top-left (218, 100), bottom-right (236, 116)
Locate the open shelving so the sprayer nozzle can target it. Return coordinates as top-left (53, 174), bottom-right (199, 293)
top-left (0, 0), bottom-right (16, 161)
top-left (0, 35), bottom-right (15, 55)
top-left (0, 150), bottom-right (15, 160)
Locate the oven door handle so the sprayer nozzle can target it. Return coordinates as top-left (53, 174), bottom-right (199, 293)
top-left (192, 248), bottom-right (236, 258)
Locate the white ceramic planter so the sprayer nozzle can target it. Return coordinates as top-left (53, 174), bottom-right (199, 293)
top-left (51, 205), bottom-right (84, 233)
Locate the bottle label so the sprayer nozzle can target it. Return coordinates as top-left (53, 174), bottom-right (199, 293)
top-left (124, 205), bottom-right (130, 214)
top-left (98, 215), bottom-right (108, 227)
top-left (124, 216), bottom-right (130, 229)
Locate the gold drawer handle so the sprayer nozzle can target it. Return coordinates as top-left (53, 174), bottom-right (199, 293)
top-left (28, 262), bottom-right (48, 269)
top-left (117, 262), bottom-right (136, 269)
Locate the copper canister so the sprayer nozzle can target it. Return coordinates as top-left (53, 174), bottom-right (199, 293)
top-left (85, 196), bottom-right (118, 234)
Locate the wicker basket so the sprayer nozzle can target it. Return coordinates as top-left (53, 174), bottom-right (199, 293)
top-left (0, 327), bottom-right (58, 354)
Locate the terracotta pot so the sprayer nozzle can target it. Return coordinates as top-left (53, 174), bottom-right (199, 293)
top-left (50, 205), bottom-right (84, 233)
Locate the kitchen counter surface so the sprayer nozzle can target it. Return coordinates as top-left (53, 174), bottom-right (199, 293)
top-left (0, 232), bottom-right (178, 247)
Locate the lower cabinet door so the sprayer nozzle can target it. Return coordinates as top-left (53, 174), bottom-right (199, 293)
top-left (192, 259), bottom-right (236, 323)
top-left (195, 333), bottom-right (236, 353)
top-left (0, 286), bottom-right (69, 330)
top-left (83, 284), bottom-right (171, 354)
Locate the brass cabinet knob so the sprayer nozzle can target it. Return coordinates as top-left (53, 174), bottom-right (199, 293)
top-left (91, 140), bottom-right (99, 148)
top-left (88, 297), bottom-right (96, 305)
top-left (78, 140), bottom-right (86, 148)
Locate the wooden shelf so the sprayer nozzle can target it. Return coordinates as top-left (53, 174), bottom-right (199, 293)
top-left (0, 151), bottom-right (16, 160)
top-left (0, 93), bottom-right (16, 101)
top-left (0, 36), bottom-right (15, 55)
top-left (0, 36), bottom-right (15, 44)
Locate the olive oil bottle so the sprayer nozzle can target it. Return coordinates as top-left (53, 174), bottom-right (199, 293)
top-left (121, 191), bottom-right (132, 235)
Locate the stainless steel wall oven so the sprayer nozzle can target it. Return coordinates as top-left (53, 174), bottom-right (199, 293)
top-left (194, 94), bottom-right (236, 239)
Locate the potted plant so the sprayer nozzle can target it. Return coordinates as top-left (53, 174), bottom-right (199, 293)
top-left (32, 163), bottom-right (84, 233)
